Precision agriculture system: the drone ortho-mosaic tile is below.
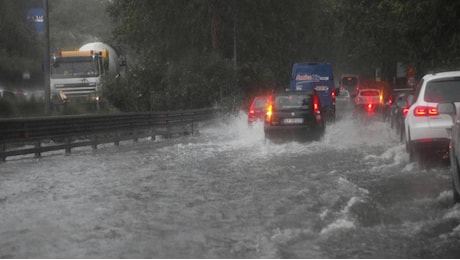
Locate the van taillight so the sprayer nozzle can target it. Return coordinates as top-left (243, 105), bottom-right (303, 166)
top-left (414, 106), bottom-right (438, 116)
top-left (313, 94), bottom-right (321, 123)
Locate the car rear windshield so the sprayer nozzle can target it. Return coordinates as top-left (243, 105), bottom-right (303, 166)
top-left (275, 94), bottom-right (311, 109)
top-left (360, 90), bottom-right (379, 96)
top-left (343, 77), bottom-right (357, 86)
top-left (253, 98), bottom-right (268, 109)
top-left (424, 78), bottom-right (460, 103)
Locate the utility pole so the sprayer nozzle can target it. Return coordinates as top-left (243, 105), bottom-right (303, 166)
top-left (233, 0), bottom-right (237, 70)
top-left (43, 0), bottom-right (51, 115)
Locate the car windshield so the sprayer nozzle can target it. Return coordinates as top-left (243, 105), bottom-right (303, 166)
top-left (338, 90), bottom-right (349, 97)
top-left (360, 90), bottom-right (379, 96)
top-left (424, 78), bottom-right (460, 103)
top-left (275, 94), bottom-right (310, 109)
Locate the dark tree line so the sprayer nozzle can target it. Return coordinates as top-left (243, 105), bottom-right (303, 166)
top-left (2, 0), bottom-right (460, 112)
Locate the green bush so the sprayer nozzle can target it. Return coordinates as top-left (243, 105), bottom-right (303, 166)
top-left (104, 52), bottom-right (242, 113)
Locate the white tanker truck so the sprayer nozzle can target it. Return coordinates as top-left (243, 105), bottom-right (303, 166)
top-left (50, 42), bottom-right (126, 107)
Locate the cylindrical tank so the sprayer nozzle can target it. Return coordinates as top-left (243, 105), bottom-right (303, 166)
top-left (79, 42), bottom-right (120, 75)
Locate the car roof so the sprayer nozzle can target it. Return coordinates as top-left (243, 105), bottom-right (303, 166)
top-left (341, 74), bottom-right (358, 78)
top-left (253, 96), bottom-right (269, 100)
top-left (279, 90), bottom-right (315, 95)
top-left (358, 88), bottom-right (380, 92)
top-left (422, 71), bottom-right (460, 81)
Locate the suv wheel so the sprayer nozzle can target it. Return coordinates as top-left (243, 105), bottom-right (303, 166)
top-left (408, 141), bottom-right (422, 163)
top-left (408, 142), bottom-right (415, 162)
top-left (453, 158), bottom-right (460, 203)
top-left (399, 125), bottom-right (405, 143)
top-left (453, 180), bottom-right (460, 203)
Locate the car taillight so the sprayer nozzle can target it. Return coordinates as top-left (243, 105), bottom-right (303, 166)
top-left (367, 103), bottom-right (374, 112)
top-left (413, 106), bottom-right (438, 116)
top-left (403, 107), bottom-right (409, 117)
top-left (313, 94), bottom-right (321, 123)
top-left (331, 89), bottom-right (336, 104)
top-left (249, 109), bottom-right (255, 115)
top-left (265, 99), bottom-right (273, 122)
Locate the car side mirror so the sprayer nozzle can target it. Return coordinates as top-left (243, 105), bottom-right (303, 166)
top-left (438, 103), bottom-right (456, 115)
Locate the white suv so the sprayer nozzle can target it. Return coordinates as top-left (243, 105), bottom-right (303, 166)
top-left (405, 71), bottom-right (460, 162)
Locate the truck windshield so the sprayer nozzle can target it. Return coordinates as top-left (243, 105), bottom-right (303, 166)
top-left (51, 60), bottom-right (100, 79)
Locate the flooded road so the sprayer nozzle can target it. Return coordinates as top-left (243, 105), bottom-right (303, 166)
top-left (1, 110), bottom-right (460, 258)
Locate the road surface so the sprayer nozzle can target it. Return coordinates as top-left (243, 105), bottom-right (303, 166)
top-left (1, 108), bottom-right (460, 258)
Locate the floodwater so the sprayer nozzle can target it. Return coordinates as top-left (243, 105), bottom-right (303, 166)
top-left (1, 107), bottom-right (460, 258)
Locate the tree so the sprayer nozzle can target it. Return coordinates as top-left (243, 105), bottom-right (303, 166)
top-left (49, 0), bottom-right (113, 51)
top-left (106, 0), bottom-right (460, 112)
top-left (0, 0), bottom-right (42, 86)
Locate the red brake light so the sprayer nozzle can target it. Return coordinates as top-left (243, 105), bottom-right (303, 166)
top-left (414, 106), bottom-right (438, 116)
top-left (313, 94), bottom-right (321, 123)
top-left (313, 94), bottom-right (319, 112)
top-left (403, 107), bottom-right (409, 116)
top-left (367, 103), bottom-right (375, 112)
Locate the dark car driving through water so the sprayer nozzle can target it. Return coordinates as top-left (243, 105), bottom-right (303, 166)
top-left (264, 90), bottom-right (325, 142)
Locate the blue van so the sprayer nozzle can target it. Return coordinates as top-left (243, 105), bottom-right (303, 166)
top-left (290, 62), bottom-right (335, 120)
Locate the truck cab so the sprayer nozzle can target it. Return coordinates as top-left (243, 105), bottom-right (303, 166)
top-left (50, 50), bottom-right (106, 103)
top-left (290, 62), bottom-right (335, 120)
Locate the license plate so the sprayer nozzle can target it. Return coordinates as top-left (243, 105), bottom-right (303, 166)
top-left (314, 86), bottom-right (329, 91)
top-left (283, 118), bottom-right (303, 124)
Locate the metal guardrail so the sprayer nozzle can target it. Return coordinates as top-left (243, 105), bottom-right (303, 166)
top-left (0, 108), bottom-right (216, 161)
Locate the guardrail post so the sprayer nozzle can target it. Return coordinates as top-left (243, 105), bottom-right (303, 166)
top-left (34, 141), bottom-right (41, 158)
top-left (65, 137), bottom-right (71, 155)
top-left (1, 143), bottom-right (6, 162)
top-left (114, 131), bottom-right (120, 146)
top-left (92, 135), bottom-right (98, 150)
top-left (133, 129), bottom-right (138, 142)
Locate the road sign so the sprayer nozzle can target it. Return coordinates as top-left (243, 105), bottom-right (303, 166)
top-left (27, 8), bottom-right (45, 33)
